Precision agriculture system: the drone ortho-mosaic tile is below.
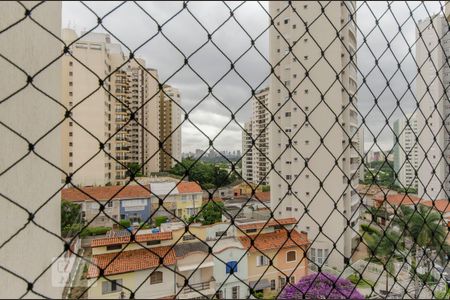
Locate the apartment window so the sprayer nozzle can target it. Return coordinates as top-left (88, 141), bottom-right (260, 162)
top-left (285, 112), bottom-right (291, 117)
top-left (284, 18), bottom-right (289, 24)
top-left (256, 255), bottom-right (270, 266)
top-left (293, 74), bottom-right (297, 78)
top-left (304, 4), bottom-right (308, 9)
top-left (69, 162), bottom-right (73, 167)
top-left (286, 207), bottom-right (292, 211)
top-left (286, 175), bottom-right (292, 180)
top-left (102, 279), bottom-right (122, 294)
top-left (232, 286), bottom-right (240, 299)
top-left (306, 192), bottom-right (310, 196)
top-left (287, 250), bottom-right (296, 262)
top-left (293, 24), bottom-right (296, 29)
top-left (305, 89), bottom-right (309, 94)
top-left (226, 261), bottom-right (238, 274)
top-left (69, 92), bottom-right (72, 97)
top-left (246, 228), bottom-right (257, 233)
top-left (305, 174), bottom-right (309, 179)
top-left (290, 276), bottom-right (296, 284)
top-left (304, 38), bottom-right (308, 43)
top-left (147, 240), bottom-right (161, 246)
top-left (69, 71), bottom-right (73, 76)
top-left (69, 82), bottom-right (73, 86)
top-left (69, 61), bottom-right (73, 66)
top-left (106, 244), bottom-right (122, 251)
top-left (270, 279), bottom-right (276, 290)
top-left (69, 142), bottom-right (72, 147)
top-left (305, 140), bottom-right (309, 145)
top-left (150, 271), bottom-right (163, 284)
top-left (304, 55), bottom-right (308, 60)
top-left (69, 152), bottom-right (72, 157)
top-left (277, 48), bottom-right (280, 53)
top-left (69, 132), bottom-right (72, 137)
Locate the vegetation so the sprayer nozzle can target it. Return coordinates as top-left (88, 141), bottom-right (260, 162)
top-left (61, 200), bottom-right (83, 237)
top-left (80, 226), bottom-right (111, 237)
top-left (434, 287), bottom-right (450, 299)
top-left (360, 224), bottom-right (403, 291)
top-left (261, 185), bottom-right (270, 192)
top-left (279, 273), bottom-right (364, 299)
top-left (170, 158), bottom-right (238, 188)
top-left (190, 201), bottom-right (224, 225)
top-left (347, 273), bottom-right (375, 288)
top-left (126, 163), bottom-right (143, 177)
top-left (154, 215), bottom-right (168, 227)
top-left (362, 161), bottom-right (418, 193)
top-left (119, 219), bottom-right (131, 229)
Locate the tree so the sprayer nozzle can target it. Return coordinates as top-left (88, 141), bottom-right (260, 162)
top-left (154, 215), bottom-right (168, 227)
top-left (197, 201), bottom-right (224, 225)
top-left (391, 204), bottom-right (448, 297)
top-left (61, 200), bottom-right (83, 237)
top-left (126, 163), bottom-right (143, 177)
top-left (170, 158), bottom-right (236, 188)
top-left (279, 272), bottom-right (364, 299)
top-left (360, 224), bottom-right (403, 292)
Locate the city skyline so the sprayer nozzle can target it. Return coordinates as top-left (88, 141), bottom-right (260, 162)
top-left (62, 1), bottom-right (445, 153)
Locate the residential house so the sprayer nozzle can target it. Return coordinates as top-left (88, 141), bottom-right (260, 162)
top-left (87, 246), bottom-right (176, 299)
top-left (239, 226), bottom-right (309, 298)
top-left (210, 238), bottom-right (249, 299)
top-left (62, 185), bottom-right (151, 227)
top-left (150, 181), bottom-right (203, 220)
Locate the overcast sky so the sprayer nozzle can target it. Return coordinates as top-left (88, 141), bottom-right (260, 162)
top-left (62, 1), bottom-right (445, 153)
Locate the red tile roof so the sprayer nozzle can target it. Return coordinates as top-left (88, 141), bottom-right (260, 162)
top-left (237, 217), bottom-right (297, 230)
top-left (91, 231), bottom-right (173, 248)
top-left (422, 199), bottom-right (450, 213)
top-left (239, 229), bottom-right (309, 252)
top-left (176, 181), bottom-right (202, 193)
top-left (87, 247), bottom-right (176, 278)
top-left (62, 185), bottom-right (151, 202)
top-left (254, 192), bottom-right (270, 202)
top-left (374, 194), bottom-right (422, 206)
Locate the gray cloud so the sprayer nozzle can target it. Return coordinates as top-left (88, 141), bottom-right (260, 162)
top-left (62, 1), bottom-right (444, 153)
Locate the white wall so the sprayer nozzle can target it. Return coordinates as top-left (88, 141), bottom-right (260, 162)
top-left (134, 266), bottom-right (176, 299)
top-left (0, 1), bottom-right (63, 297)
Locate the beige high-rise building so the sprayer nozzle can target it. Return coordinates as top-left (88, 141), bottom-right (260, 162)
top-left (269, 1), bottom-right (359, 270)
top-left (62, 29), bottom-right (161, 186)
top-left (242, 87), bottom-right (270, 185)
top-left (242, 120), bottom-right (254, 182)
top-left (0, 2), bottom-right (63, 297)
top-left (159, 85), bottom-right (182, 171)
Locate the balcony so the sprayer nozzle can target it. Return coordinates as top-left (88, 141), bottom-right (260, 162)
top-left (177, 279), bottom-right (216, 299)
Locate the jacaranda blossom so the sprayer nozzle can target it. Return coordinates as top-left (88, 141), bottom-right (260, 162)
top-left (279, 272), bottom-right (364, 299)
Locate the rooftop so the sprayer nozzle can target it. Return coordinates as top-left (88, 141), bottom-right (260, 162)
top-left (174, 241), bottom-right (209, 258)
top-left (373, 194), bottom-right (422, 206)
top-left (236, 217), bottom-right (297, 231)
top-left (90, 230), bottom-right (172, 248)
top-left (62, 185), bottom-right (151, 202)
top-left (239, 229), bottom-right (309, 252)
top-left (422, 199), bottom-right (450, 213)
top-left (87, 247), bottom-right (176, 278)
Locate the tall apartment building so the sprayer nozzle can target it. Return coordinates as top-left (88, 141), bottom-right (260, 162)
top-left (416, 13), bottom-right (450, 200)
top-left (242, 87), bottom-right (270, 185)
top-left (268, 1), bottom-right (359, 270)
top-left (242, 120), bottom-right (254, 182)
top-left (393, 113), bottom-right (419, 190)
top-left (159, 85), bottom-right (182, 171)
top-left (62, 29), bottom-right (160, 186)
top-left (0, 2), bottom-right (63, 297)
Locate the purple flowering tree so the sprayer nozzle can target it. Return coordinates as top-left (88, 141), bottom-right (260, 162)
top-left (279, 273), bottom-right (364, 299)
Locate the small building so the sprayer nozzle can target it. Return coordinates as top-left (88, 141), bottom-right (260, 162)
top-left (62, 185), bottom-right (151, 227)
top-left (87, 246), bottom-right (177, 299)
top-left (150, 181), bottom-right (203, 220)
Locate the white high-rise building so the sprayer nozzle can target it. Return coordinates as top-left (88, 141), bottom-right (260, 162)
top-left (242, 87), bottom-right (270, 185)
top-left (416, 13), bottom-right (449, 200)
top-left (269, 1), bottom-right (359, 269)
top-left (393, 113), bottom-right (419, 191)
